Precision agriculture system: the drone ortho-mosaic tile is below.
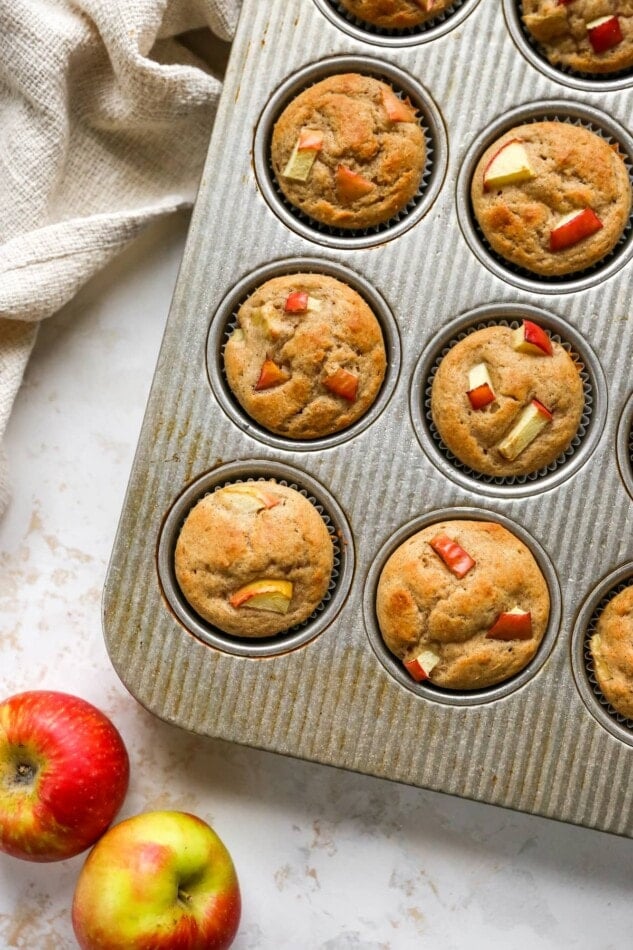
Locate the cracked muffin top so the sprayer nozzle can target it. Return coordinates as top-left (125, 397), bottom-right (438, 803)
top-left (590, 585), bottom-right (633, 719)
top-left (270, 73), bottom-right (426, 229)
top-left (471, 121), bottom-right (631, 276)
top-left (376, 520), bottom-right (550, 690)
top-left (223, 273), bottom-right (387, 440)
top-left (336, 0), bottom-right (455, 29)
top-left (522, 0), bottom-right (633, 75)
top-left (174, 481), bottom-right (334, 638)
top-left (430, 323), bottom-right (585, 477)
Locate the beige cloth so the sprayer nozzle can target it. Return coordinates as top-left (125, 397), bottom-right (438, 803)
top-left (0, 0), bottom-right (241, 514)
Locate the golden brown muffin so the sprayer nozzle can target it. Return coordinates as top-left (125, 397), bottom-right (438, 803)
top-left (590, 585), bottom-right (633, 719)
top-left (224, 273), bottom-right (387, 439)
top-left (430, 324), bottom-right (585, 477)
top-left (376, 520), bottom-right (550, 690)
top-left (271, 73), bottom-right (426, 229)
top-left (471, 121), bottom-right (631, 276)
top-left (522, 1), bottom-right (633, 75)
top-left (337, 0), bottom-right (454, 28)
top-left (174, 482), bottom-right (334, 638)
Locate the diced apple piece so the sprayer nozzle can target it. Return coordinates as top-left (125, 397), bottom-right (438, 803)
top-left (336, 165), bottom-right (375, 202)
top-left (222, 484), bottom-right (280, 512)
top-left (413, 0), bottom-right (435, 9)
top-left (229, 579), bottom-right (293, 613)
top-left (282, 128), bottom-right (323, 182)
top-left (512, 320), bottom-right (553, 356)
top-left (467, 362), bottom-right (496, 410)
top-left (231, 328), bottom-right (244, 343)
top-left (254, 359), bottom-right (290, 391)
top-left (323, 367), bottom-right (359, 402)
top-left (404, 648), bottom-right (441, 682)
top-left (249, 303), bottom-right (282, 339)
top-left (497, 398), bottom-right (552, 460)
top-left (429, 534), bottom-right (476, 579)
top-left (381, 86), bottom-right (416, 123)
top-left (486, 607), bottom-right (533, 641)
top-left (586, 15), bottom-right (623, 53)
top-left (558, 0), bottom-right (575, 5)
top-left (483, 140), bottom-right (535, 192)
top-left (284, 292), bottom-right (322, 314)
top-left (549, 208), bottom-right (603, 251)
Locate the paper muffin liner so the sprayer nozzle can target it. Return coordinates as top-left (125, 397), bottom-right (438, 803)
top-left (583, 578), bottom-right (633, 731)
top-left (320, 0), bottom-right (471, 39)
top-left (457, 102), bottom-right (633, 294)
top-left (253, 56), bottom-right (447, 250)
top-left (506, 0), bottom-right (633, 92)
top-left (422, 317), bottom-right (594, 489)
top-left (206, 258), bottom-right (401, 452)
top-left (156, 461), bottom-right (354, 659)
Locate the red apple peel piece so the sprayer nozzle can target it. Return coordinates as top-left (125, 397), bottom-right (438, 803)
top-left (323, 367), bottom-right (359, 402)
top-left (404, 649), bottom-right (441, 682)
top-left (467, 383), bottom-right (496, 410)
top-left (336, 165), bottom-right (375, 202)
top-left (512, 320), bottom-right (553, 356)
top-left (486, 608), bottom-right (533, 641)
top-left (549, 208), bottom-right (603, 252)
top-left (381, 87), bottom-right (416, 123)
top-left (284, 291), bottom-right (309, 313)
top-left (229, 579), bottom-right (293, 612)
top-left (254, 359), bottom-right (290, 391)
top-left (587, 15), bottom-right (623, 53)
top-left (483, 139), bottom-right (535, 192)
top-left (429, 534), bottom-right (476, 578)
top-left (297, 129), bottom-right (324, 151)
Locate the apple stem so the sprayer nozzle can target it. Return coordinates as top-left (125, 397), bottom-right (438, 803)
top-left (15, 762), bottom-right (37, 785)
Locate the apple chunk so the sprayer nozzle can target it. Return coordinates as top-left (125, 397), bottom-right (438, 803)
top-left (429, 534), bottom-right (476, 578)
top-left (467, 362), bottom-right (496, 410)
top-left (323, 367), bottom-right (359, 402)
top-left (486, 607), bottom-right (533, 641)
top-left (282, 128), bottom-right (323, 182)
top-left (512, 320), bottom-right (553, 356)
top-left (381, 86), bottom-right (416, 123)
top-left (254, 359), bottom-right (290, 391)
top-left (284, 291), bottom-right (321, 313)
top-left (229, 579), bottom-right (293, 613)
top-left (222, 484), bottom-right (280, 512)
top-left (497, 398), bottom-right (552, 460)
top-left (483, 139), bottom-right (535, 191)
top-left (336, 165), bottom-right (375, 202)
top-left (586, 15), bottom-right (623, 53)
top-left (404, 648), bottom-right (440, 682)
top-left (549, 208), bottom-right (602, 251)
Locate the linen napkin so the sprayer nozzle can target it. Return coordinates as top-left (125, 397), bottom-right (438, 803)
top-left (0, 0), bottom-right (242, 514)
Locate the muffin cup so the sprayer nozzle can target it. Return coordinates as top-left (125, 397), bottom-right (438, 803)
top-left (363, 507), bottom-right (562, 706)
top-left (253, 55), bottom-right (447, 249)
top-left (571, 564), bottom-right (633, 748)
top-left (410, 303), bottom-right (606, 498)
top-left (206, 257), bottom-right (401, 451)
top-left (456, 101), bottom-right (633, 293)
top-left (312, 0), bottom-right (482, 46)
top-left (157, 460), bottom-right (354, 658)
top-left (504, 0), bottom-right (633, 93)
top-left (616, 391), bottom-right (633, 502)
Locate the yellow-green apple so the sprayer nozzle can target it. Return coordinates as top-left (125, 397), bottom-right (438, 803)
top-left (336, 164), bottom-right (375, 202)
top-left (429, 534), bottom-right (476, 578)
top-left (497, 398), bottom-right (552, 460)
top-left (0, 690), bottom-right (129, 862)
top-left (466, 362), bottom-right (496, 409)
top-left (229, 579), bottom-right (293, 612)
top-left (381, 87), bottom-right (416, 123)
top-left (512, 320), bottom-right (553, 356)
top-left (587, 15), bottom-right (622, 53)
top-left (483, 140), bottom-right (535, 191)
top-left (549, 208), bottom-right (602, 251)
top-left (282, 128), bottom-right (323, 181)
top-left (404, 648), bottom-right (440, 682)
top-left (254, 359), bottom-right (290, 391)
top-left (323, 367), bottom-right (359, 402)
top-left (486, 607), bottom-right (533, 641)
top-left (71, 810), bottom-right (241, 950)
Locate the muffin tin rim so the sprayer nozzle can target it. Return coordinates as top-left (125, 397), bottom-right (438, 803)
top-left (311, 0), bottom-right (483, 47)
top-left (362, 505), bottom-right (563, 707)
top-left (156, 459), bottom-right (356, 658)
top-left (616, 390), bottom-right (633, 502)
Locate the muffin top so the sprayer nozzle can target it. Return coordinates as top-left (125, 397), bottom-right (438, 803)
top-left (522, 1), bottom-right (633, 75)
top-left (337, 0), bottom-right (455, 29)
top-left (430, 323), bottom-right (585, 477)
top-left (376, 520), bottom-right (550, 690)
top-left (223, 273), bottom-right (387, 440)
top-left (590, 585), bottom-right (633, 720)
top-left (174, 481), bottom-right (334, 638)
top-left (271, 73), bottom-right (426, 230)
top-left (471, 121), bottom-right (631, 276)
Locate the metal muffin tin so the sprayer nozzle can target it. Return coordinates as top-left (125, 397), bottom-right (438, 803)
top-left (104, 0), bottom-right (633, 837)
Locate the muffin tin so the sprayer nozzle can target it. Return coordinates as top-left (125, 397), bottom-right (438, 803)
top-left (104, 0), bottom-right (633, 838)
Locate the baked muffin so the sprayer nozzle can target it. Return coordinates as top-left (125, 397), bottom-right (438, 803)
top-left (522, 1), bottom-right (633, 75)
top-left (223, 274), bottom-right (387, 439)
top-left (271, 73), bottom-right (426, 229)
top-left (376, 520), bottom-right (550, 689)
top-left (590, 585), bottom-right (633, 719)
top-left (471, 121), bottom-right (631, 276)
top-left (430, 322), bottom-right (585, 477)
top-left (337, 0), bottom-right (454, 29)
top-left (174, 481), bottom-right (334, 638)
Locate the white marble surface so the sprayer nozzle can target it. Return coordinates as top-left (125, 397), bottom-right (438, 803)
top-left (1, 213), bottom-right (633, 949)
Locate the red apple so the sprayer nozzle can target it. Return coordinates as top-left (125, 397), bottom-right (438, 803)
top-left (323, 367), bottom-right (359, 401)
top-left (254, 359), bottom-right (290, 391)
top-left (512, 320), bottom-right (553, 356)
top-left (284, 291), bottom-right (309, 313)
top-left (467, 362), bottom-right (496, 409)
top-left (404, 648), bottom-right (440, 682)
top-left (72, 810), bottom-right (241, 950)
top-left (229, 579), bottom-right (293, 612)
top-left (429, 534), bottom-right (476, 578)
top-left (486, 608), bottom-right (533, 641)
top-left (497, 398), bottom-right (553, 460)
top-left (336, 165), bottom-right (375, 202)
top-left (0, 691), bottom-right (129, 862)
top-left (297, 129), bottom-right (323, 151)
top-left (483, 139), bottom-right (535, 191)
top-left (586, 15), bottom-right (623, 53)
top-left (381, 87), bottom-right (416, 123)
top-left (549, 208), bottom-right (603, 251)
